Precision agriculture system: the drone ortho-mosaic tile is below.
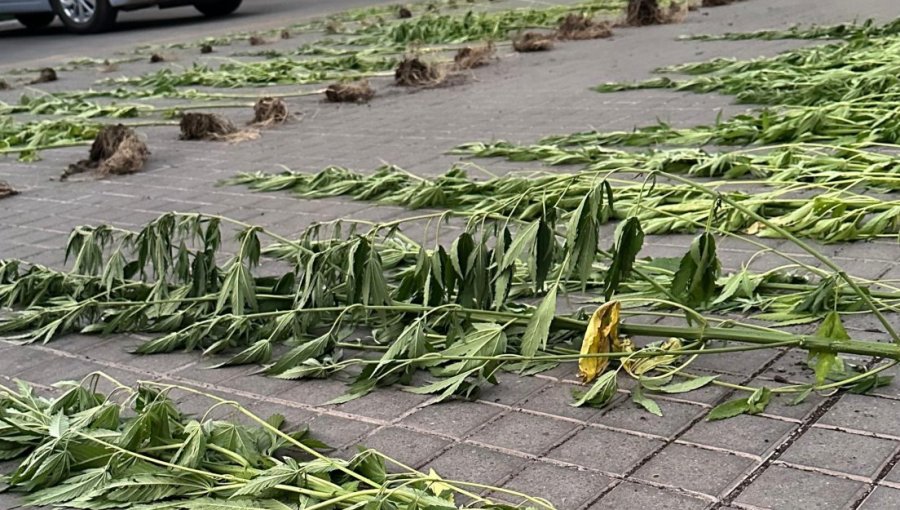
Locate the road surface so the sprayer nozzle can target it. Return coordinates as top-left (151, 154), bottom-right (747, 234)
top-left (0, 0), bottom-right (398, 68)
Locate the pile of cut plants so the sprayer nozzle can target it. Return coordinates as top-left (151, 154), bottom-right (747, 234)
top-left (0, 373), bottom-right (553, 509)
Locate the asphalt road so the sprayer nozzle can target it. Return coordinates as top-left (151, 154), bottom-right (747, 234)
top-left (0, 0), bottom-right (399, 68)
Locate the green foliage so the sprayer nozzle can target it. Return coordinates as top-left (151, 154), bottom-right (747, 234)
top-left (225, 165), bottom-right (900, 243)
top-left (0, 376), bottom-right (533, 509)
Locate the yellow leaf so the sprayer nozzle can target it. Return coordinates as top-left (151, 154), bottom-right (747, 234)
top-left (427, 468), bottom-right (455, 503)
top-left (624, 337), bottom-right (683, 376)
top-left (745, 221), bottom-right (763, 235)
top-left (578, 301), bottom-right (621, 383)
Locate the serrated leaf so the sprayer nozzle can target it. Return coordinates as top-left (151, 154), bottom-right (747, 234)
top-left (653, 375), bottom-right (718, 394)
top-left (706, 397), bottom-right (751, 421)
top-left (520, 285), bottom-right (557, 358)
top-left (604, 217), bottom-right (644, 299)
top-left (571, 370), bottom-right (618, 408)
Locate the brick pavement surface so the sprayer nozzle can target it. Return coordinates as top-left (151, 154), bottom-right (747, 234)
top-left (2, 1), bottom-right (900, 509)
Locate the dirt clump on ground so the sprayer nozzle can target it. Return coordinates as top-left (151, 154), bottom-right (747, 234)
top-left (325, 81), bottom-right (376, 102)
top-left (513, 32), bottom-right (554, 52)
top-left (0, 180), bottom-right (18, 199)
top-left (63, 125), bottom-right (149, 180)
top-left (29, 68), bottom-right (57, 84)
top-left (249, 35), bottom-right (268, 46)
top-left (280, 29), bottom-right (291, 39)
top-left (0, 79), bottom-right (10, 90)
top-left (149, 53), bottom-right (165, 63)
top-left (200, 44), bottom-right (214, 54)
top-left (702, 0), bottom-right (733, 5)
top-left (251, 97), bottom-right (289, 125)
top-left (453, 42), bottom-right (495, 69)
top-left (180, 112), bottom-right (259, 142)
top-left (395, 57), bottom-right (446, 86)
top-left (180, 112), bottom-right (238, 140)
top-left (398, 6), bottom-right (413, 18)
top-left (625, 0), bottom-right (687, 26)
top-left (556, 14), bottom-right (613, 40)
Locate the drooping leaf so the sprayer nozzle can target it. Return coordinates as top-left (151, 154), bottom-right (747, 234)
top-left (578, 301), bottom-right (621, 383)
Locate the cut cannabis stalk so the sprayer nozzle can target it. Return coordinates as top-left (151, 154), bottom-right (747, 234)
top-left (0, 212), bottom-right (895, 416)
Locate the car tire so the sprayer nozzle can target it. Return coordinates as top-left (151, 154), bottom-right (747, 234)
top-left (194, 0), bottom-right (242, 17)
top-left (15, 12), bottom-right (56, 29)
top-left (51, 0), bottom-right (117, 34)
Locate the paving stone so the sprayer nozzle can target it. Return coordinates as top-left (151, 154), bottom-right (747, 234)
top-left (880, 461), bottom-right (900, 484)
top-left (423, 444), bottom-right (528, 488)
top-left (273, 378), bottom-right (350, 407)
top-left (547, 426), bottom-right (664, 475)
top-left (84, 336), bottom-right (198, 375)
top-left (353, 426), bottom-right (450, 469)
top-left (779, 428), bottom-right (899, 478)
top-left (468, 411), bottom-right (578, 456)
top-left (335, 388), bottom-right (432, 422)
top-left (589, 482), bottom-right (709, 510)
top-left (477, 372), bottom-right (550, 406)
top-left (499, 463), bottom-right (613, 510)
top-left (860, 487), bottom-right (900, 509)
top-left (220, 371), bottom-right (301, 398)
top-left (687, 340), bottom-right (782, 375)
top-left (307, 414), bottom-right (377, 450)
top-left (818, 394), bottom-right (900, 438)
top-left (14, 356), bottom-right (103, 386)
top-left (596, 397), bottom-right (705, 439)
top-left (735, 465), bottom-right (867, 510)
top-left (679, 414), bottom-right (797, 456)
top-left (400, 400), bottom-right (503, 437)
top-left (0, 346), bottom-right (53, 376)
top-left (632, 444), bottom-right (755, 497)
top-left (520, 382), bottom-right (605, 422)
top-left (171, 359), bottom-right (254, 385)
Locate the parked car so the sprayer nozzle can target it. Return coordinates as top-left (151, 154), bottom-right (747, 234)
top-left (0, 0), bottom-right (242, 33)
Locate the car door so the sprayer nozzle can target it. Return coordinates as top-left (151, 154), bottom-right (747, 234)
top-left (0, 0), bottom-right (52, 14)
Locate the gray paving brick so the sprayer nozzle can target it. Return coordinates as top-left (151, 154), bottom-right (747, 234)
top-left (779, 428), bottom-right (899, 479)
top-left (273, 377), bottom-right (348, 406)
top-left (308, 414), bottom-right (377, 450)
top-left (880, 461), bottom-right (900, 484)
top-left (589, 482), bottom-right (709, 510)
top-left (734, 465), bottom-right (867, 510)
top-left (687, 340), bottom-right (783, 376)
top-left (353, 426), bottom-right (450, 469)
top-left (468, 411), bottom-right (579, 456)
top-left (596, 396), bottom-right (705, 439)
top-left (520, 382), bottom-right (605, 422)
top-left (679, 414), bottom-right (797, 457)
top-left (499, 463), bottom-right (614, 510)
top-left (547, 426), bottom-right (664, 475)
top-left (477, 372), bottom-right (549, 405)
top-left (401, 399), bottom-right (503, 437)
top-left (818, 394), bottom-right (900, 438)
top-left (861, 487), bottom-right (900, 510)
top-left (423, 444), bottom-right (528, 488)
top-left (632, 444), bottom-right (755, 497)
top-left (0, 346), bottom-right (53, 376)
top-left (335, 388), bottom-right (432, 422)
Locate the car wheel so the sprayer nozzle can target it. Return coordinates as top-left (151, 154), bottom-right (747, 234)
top-left (51, 0), bottom-right (117, 34)
top-left (194, 0), bottom-right (242, 17)
top-left (15, 12), bottom-right (56, 29)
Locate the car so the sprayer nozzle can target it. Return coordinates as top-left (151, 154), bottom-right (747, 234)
top-left (0, 0), bottom-right (242, 34)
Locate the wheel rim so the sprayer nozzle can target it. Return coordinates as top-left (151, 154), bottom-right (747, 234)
top-left (59, 0), bottom-right (96, 24)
